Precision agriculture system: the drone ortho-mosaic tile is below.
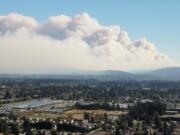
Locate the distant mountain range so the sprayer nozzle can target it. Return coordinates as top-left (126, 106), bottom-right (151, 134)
top-left (96, 67), bottom-right (180, 81)
top-left (147, 67), bottom-right (180, 80)
top-left (1, 67), bottom-right (180, 81)
top-left (87, 67), bottom-right (180, 81)
top-left (150, 67), bottom-right (180, 77)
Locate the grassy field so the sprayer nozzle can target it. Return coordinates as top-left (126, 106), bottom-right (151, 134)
top-left (65, 109), bottom-right (127, 120)
top-left (17, 109), bottom-right (127, 120)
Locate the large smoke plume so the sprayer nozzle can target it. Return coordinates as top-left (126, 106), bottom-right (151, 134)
top-left (0, 13), bottom-right (176, 73)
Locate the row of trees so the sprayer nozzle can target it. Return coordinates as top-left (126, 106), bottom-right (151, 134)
top-left (0, 117), bottom-right (91, 135)
top-left (0, 119), bottom-right (19, 135)
top-left (76, 102), bottom-right (127, 111)
top-left (1, 79), bottom-right (180, 102)
top-left (129, 102), bottom-right (166, 121)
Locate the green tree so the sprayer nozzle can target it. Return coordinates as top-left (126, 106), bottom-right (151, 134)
top-left (23, 118), bottom-right (32, 135)
top-left (11, 123), bottom-right (19, 135)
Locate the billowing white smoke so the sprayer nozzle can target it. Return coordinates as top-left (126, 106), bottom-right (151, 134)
top-left (0, 13), bottom-right (176, 74)
top-left (0, 13), bottom-right (38, 35)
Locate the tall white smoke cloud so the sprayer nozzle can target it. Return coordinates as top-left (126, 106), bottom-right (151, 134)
top-left (0, 13), bottom-right (176, 73)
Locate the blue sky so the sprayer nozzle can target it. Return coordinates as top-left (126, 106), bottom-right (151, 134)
top-left (0, 0), bottom-right (180, 62)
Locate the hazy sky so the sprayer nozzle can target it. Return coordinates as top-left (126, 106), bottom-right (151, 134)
top-left (0, 0), bottom-right (179, 73)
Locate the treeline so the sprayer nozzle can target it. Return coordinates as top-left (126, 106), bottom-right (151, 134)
top-left (0, 117), bottom-right (92, 135)
top-left (1, 79), bottom-right (180, 102)
top-left (129, 102), bottom-right (166, 124)
top-left (76, 102), bottom-right (127, 111)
